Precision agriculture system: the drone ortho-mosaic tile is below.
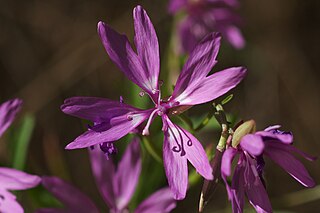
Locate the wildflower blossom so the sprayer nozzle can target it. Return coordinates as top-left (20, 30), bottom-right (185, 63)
top-left (221, 120), bottom-right (315, 213)
top-left (0, 99), bottom-right (41, 213)
top-left (61, 5), bottom-right (246, 199)
top-left (168, 0), bottom-right (245, 53)
top-left (37, 138), bottom-right (176, 213)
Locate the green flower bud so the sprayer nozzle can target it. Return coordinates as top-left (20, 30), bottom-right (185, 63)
top-left (232, 120), bottom-right (256, 147)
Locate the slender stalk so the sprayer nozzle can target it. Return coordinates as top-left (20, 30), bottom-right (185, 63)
top-left (140, 136), bottom-right (162, 164)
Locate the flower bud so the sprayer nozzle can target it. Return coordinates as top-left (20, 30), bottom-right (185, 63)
top-left (232, 120), bottom-right (256, 147)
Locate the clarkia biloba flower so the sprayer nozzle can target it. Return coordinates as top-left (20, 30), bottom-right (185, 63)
top-left (168, 0), bottom-right (245, 53)
top-left (0, 99), bottom-right (41, 213)
top-left (37, 138), bottom-right (176, 213)
top-left (61, 5), bottom-right (246, 199)
top-left (221, 120), bottom-right (316, 213)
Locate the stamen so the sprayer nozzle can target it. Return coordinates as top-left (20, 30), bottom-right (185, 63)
top-left (100, 142), bottom-right (117, 160)
top-left (168, 126), bottom-right (182, 154)
top-left (142, 109), bottom-right (159, 135)
top-left (175, 124), bottom-right (193, 147)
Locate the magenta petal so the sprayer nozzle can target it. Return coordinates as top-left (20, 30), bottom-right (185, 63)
top-left (256, 130), bottom-right (293, 144)
top-left (172, 33), bottom-right (221, 100)
top-left (0, 99), bottom-right (22, 137)
top-left (0, 167), bottom-right (40, 190)
top-left (0, 190), bottom-right (24, 213)
top-left (224, 25), bottom-right (245, 49)
top-left (98, 21), bottom-right (156, 97)
top-left (133, 6), bottom-right (160, 99)
top-left (221, 147), bottom-right (238, 177)
top-left (114, 137), bottom-right (141, 210)
top-left (163, 128), bottom-right (188, 200)
top-left (173, 66), bottom-right (247, 106)
top-left (230, 162), bottom-right (245, 213)
top-left (41, 176), bottom-right (99, 213)
top-left (264, 143), bottom-right (316, 187)
top-left (183, 130), bottom-right (213, 180)
top-left (89, 146), bottom-right (117, 209)
top-left (245, 158), bottom-right (272, 213)
top-left (61, 97), bottom-right (142, 123)
top-left (65, 110), bottom-right (151, 149)
top-left (240, 134), bottom-right (264, 156)
top-left (135, 187), bottom-right (176, 213)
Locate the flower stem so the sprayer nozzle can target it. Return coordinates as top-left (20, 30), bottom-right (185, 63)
top-left (140, 136), bottom-right (162, 164)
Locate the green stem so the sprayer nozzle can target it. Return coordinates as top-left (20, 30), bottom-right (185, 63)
top-left (141, 136), bottom-right (162, 164)
top-left (194, 110), bottom-right (215, 132)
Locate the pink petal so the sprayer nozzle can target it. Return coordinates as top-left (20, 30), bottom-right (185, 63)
top-left (89, 145), bottom-right (117, 209)
top-left (98, 21), bottom-right (156, 99)
top-left (0, 167), bottom-right (40, 190)
top-left (230, 162), bottom-right (245, 213)
top-left (173, 66), bottom-right (247, 106)
top-left (135, 187), bottom-right (176, 213)
top-left (0, 189), bottom-right (23, 213)
top-left (221, 147), bottom-right (238, 177)
top-left (41, 176), bottom-right (99, 213)
top-left (245, 157), bottom-right (272, 213)
top-left (114, 137), bottom-right (141, 210)
top-left (65, 110), bottom-right (151, 149)
top-left (61, 97), bottom-right (142, 123)
top-left (172, 33), bottom-right (221, 101)
top-left (224, 25), bottom-right (245, 49)
top-left (264, 143), bottom-right (315, 187)
top-left (163, 127), bottom-right (188, 200)
top-left (240, 134), bottom-right (265, 156)
top-left (256, 130), bottom-right (293, 144)
top-left (0, 99), bottom-right (22, 137)
top-left (133, 5), bottom-right (160, 101)
top-left (165, 118), bottom-right (213, 180)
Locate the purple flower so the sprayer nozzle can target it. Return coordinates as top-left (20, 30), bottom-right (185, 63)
top-left (221, 121), bottom-right (316, 213)
top-left (61, 5), bottom-right (246, 199)
top-left (37, 138), bottom-right (176, 213)
top-left (0, 99), bottom-right (41, 213)
top-left (0, 99), bottom-right (22, 137)
top-left (0, 168), bottom-right (41, 213)
top-left (168, 0), bottom-right (245, 53)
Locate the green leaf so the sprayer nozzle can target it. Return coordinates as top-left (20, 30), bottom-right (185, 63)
top-left (12, 114), bottom-right (35, 170)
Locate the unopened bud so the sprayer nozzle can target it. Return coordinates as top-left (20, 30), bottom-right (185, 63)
top-left (232, 120), bottom-right (256, 147)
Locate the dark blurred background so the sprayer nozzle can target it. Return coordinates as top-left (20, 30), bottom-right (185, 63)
top-left (0, 0), bottom-right (319, 212)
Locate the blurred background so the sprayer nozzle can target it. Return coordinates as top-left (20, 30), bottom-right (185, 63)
top-left (0, 0), bottom-right (319, 212)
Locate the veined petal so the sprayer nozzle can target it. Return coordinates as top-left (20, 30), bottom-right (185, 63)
top-left (134, 187), bottom-right (176, 213)
top-left (114, 137), bottom-right (141, 210)
top-left (221, 147), bottom-right (238, 177)
top-left (172, 33), bottom-right (221, 100)
top-left (133, 5), bottom-right (160, 100)
top-left (264, 143), bottom-right (315, 187)
top-left (0, 167), bottom-right (40, 190)
top-left (240, 134), bottom-right (264, 156)
top-left (89, 146), bottom-right (117, 209)
top-left (173, 67), bottom-right (247, 105)
top-left (245, 157), bottom-right (272, 213)
top-left (98, 21), bottom-right (156, 98)
top-left (65, 109), bottom-right (151, 149)
top-left (230, 162), bottom-right (245, 213)
top-left (40, 177), bottom-right (99, 213)
top-left (0, 99), bottom-right (22, 137)
top-left (163, 125), bottom-right (188, 200)
top-left (61, 97), bottom-right (141, 123)
top-left (0, 190), bottom-right (23, 213)
top-left (256, 130), bottom-right (293, 144)
top-left (165, 117), bottom-right (213, 180)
